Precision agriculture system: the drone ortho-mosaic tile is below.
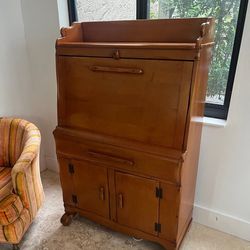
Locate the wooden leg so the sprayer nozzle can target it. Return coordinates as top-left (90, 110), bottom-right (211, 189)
top-left (60, 212), bottom-right (76, 226)
top-left (13, 244), bottom-right (20, 250)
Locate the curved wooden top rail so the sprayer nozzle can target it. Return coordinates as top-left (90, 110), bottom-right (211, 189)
top-left (56, 18), bottom-right (215, 49)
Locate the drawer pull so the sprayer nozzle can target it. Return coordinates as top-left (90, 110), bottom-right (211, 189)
top-left (118, 193), bottom-right (123, 208)
top-left (87, 150), bottom-right (134, 166)
top-left (99, 186), bottom-right (105, 201)
top-left (112, 50), bottom-right (120, 60)
top-left (90, 66), bottom-right (143, 75)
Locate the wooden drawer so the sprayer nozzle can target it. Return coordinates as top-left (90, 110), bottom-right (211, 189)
top-left (57, 56), bottom-right (193, 150)
top-left (54, 133), bottom-right (181, 184)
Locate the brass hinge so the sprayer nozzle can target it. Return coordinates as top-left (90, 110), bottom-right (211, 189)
top-left (154, 223), bottom-right (161, 233)
top-left (72, 194), bottom-right (77, 204)
top-left (68, 163), bottom-right (74, 174)
top-left (156, 187), bottom-right (163, 199)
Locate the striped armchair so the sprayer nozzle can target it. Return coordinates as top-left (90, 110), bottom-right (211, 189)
top-left (0, 118), bottom-right (44, 249)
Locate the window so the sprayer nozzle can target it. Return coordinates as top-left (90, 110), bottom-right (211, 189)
top-left (70, 0), bottom-right (136, 22)
top-left (68, 0), bottom-right (248, 119)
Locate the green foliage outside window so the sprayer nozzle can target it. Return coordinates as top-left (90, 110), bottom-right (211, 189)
top-left (150, 0), bottom-right (240, 104)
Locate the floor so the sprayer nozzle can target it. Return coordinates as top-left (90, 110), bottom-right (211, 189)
top-left (2, 170), bottom-right (250, 250)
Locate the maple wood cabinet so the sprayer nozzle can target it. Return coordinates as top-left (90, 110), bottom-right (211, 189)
top-left (54, 18), bottom-right (215, 249)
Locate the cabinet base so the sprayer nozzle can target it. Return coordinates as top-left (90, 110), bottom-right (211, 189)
top-left (63, 205), bottom-right (191, 250)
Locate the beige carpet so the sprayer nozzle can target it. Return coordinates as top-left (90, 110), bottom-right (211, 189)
top-left (1, 170), bottom-right (250, 250)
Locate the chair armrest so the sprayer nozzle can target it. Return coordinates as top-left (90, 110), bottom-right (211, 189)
top-left (11, 127), bottom-right (44, 219)
top-left (11, 134), bottom-right (40, 190)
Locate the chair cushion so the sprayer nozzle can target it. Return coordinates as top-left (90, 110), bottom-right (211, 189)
top-left (0, 167), bottom-right (13, 199)
top-left (0, 194), bottom-right (23, 226)
top-left (0, 208), bottom-right (30, 244)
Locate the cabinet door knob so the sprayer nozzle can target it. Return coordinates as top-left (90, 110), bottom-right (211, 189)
top-left (118, 193), bottom-right (123, 208)
top-left (99, 186), bottom-right (105, 201)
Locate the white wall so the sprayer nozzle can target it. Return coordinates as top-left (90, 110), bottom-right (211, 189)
top-left (0, 1), bottom-right (31, 116)
top-left (57, 0), bottom-right (70, 27)
top-left (20, 0), bottom-right (62, 171)
top-left (0, 1), bottom-right (46, 171)
top-left (194, 4), bottom-right (250, 240)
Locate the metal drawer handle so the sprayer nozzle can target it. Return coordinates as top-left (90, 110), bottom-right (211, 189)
top-left (87, 150), bottom-right (134, 166)
top-left (99, 186), bottom-right (105, 201)
top-left (118, 193), bottom-right (123, 208)
top-left (90, 65), bottom-right (143, 75)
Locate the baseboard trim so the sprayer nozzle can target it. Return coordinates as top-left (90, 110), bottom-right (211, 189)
top-left (193, 204), bottom-right (250, 241)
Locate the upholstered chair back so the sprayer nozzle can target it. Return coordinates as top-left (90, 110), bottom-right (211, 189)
top-left (0, 118), bottom-right (40, 168)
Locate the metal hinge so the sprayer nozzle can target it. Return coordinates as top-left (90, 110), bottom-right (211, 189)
top-left (68, 163), bottom-right (74, 174)
top-left (154, 223), bottom-right (161, 233)
top-left (156, 187), bottom-right (163, 199)
top-left (72, 194), bottom-right (77, 204)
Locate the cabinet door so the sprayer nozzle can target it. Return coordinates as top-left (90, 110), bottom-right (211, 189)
top-left (159, 183), bottom-right (180, 241)
top-left (115, 172), bottom-right (159, 235)
top-left (72, 159), bottom-right (109, 218)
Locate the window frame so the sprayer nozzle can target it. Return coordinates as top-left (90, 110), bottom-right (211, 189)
top-left (68, 0), bottom-right (248, 119)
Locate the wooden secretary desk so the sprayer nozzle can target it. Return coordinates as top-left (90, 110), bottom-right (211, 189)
top-left (54, 18), bottom-right (215, 249)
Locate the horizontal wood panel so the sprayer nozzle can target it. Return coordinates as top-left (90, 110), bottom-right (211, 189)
top-left (54, 127), bottom-right (184, 159)
top-left (56, 46), bottom-right (198, 60)
top-left (54, 132), bottom-right (181, 184)
top-left (58, 42), bottom-right (197, 49)
top-left (57, 56), bottom-right (193, 150)
top-left (81, 18), bottom-right (213, 43)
